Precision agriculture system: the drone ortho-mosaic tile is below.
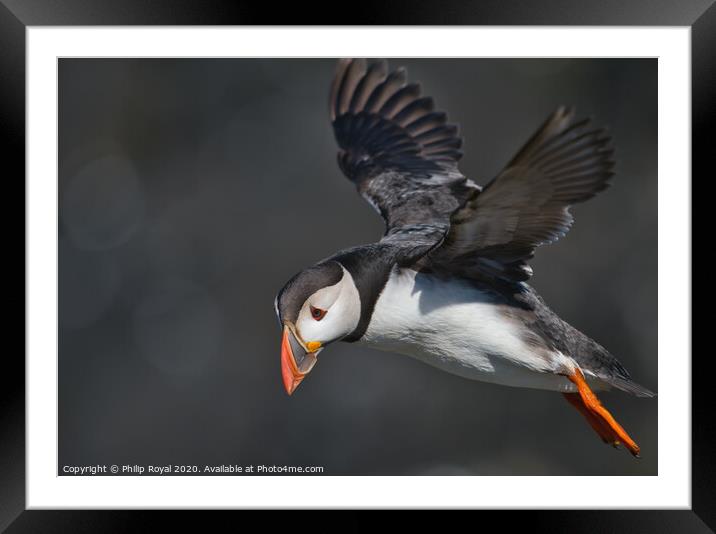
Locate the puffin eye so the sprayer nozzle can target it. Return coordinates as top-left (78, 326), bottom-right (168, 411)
top-left (310, 305), bottom-right (327, 321)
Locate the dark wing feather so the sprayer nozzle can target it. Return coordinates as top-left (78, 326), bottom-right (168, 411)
top-left (330, 59), bottom-right (477, 264)
top-left (430, 107), bottom-right (615, 282)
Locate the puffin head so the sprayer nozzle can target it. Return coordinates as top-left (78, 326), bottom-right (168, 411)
top-left (275, 261), bottom-right (361, 395)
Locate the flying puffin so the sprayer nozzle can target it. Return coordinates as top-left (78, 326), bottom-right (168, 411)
top-left (275, 59), bottom-right (654, 457)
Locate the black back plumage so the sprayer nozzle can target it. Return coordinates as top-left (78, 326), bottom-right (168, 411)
top-left (330, 60), bottom-right (615, 285)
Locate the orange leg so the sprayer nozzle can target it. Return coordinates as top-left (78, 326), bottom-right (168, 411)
top-left (563, 392), bottom-right (613, 444)
top-left (563, 368), bottom-right (641, 457)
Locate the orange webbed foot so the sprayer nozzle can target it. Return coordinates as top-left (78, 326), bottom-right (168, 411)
top-left (563, 368), bottom-right (641, 457)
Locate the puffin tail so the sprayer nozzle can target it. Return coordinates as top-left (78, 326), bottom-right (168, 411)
top-left (605, 375), bottom-right (656, 398)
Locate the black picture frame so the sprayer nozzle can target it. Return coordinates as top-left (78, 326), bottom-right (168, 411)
top-left (4, 0), bottom-right (706, 530)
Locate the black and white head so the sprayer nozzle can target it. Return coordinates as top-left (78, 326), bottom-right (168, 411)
top-left (275, 261), bottom-right (361, 395)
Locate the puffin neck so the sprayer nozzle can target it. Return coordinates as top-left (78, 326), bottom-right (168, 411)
top-left (331, 245), bottom-right (397, 343)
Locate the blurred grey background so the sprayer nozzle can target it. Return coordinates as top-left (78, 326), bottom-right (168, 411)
top-left (58, 58), bottom-right (657, 476)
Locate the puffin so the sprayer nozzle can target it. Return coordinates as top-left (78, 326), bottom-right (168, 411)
top-left (275, 58), bottom-right (654, 457)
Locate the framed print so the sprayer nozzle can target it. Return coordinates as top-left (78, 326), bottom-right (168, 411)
top-left (4, 0), bottom-right (707, 529)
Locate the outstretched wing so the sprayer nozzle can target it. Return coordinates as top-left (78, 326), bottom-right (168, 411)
top-left (430, 107), bottom-right (615, 283)
top-left (330, 58), bottom-right (477, 264)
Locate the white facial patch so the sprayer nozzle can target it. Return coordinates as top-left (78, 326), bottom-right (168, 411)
top-left (295, 266), bottom-right (361, 345)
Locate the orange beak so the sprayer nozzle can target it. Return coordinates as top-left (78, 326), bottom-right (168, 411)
top-left (281, 326), bottom-right (319, 395)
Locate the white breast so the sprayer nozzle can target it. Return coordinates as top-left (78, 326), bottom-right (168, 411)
top-left (360, 268), bottom-right (577, 392)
